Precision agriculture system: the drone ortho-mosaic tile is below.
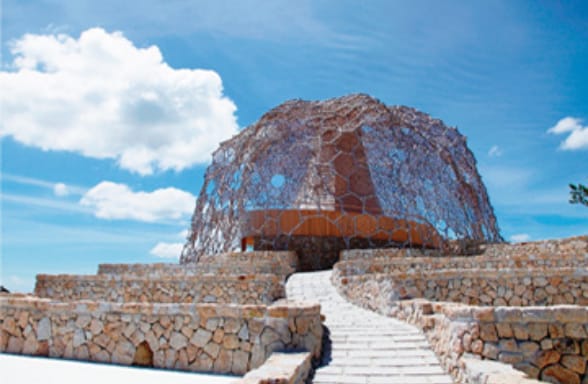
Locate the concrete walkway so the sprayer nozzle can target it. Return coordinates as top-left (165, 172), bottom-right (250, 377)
top-left (286, 271), bottom-right (454, 384)
top-left (0, 353), bottom-right (239, 384)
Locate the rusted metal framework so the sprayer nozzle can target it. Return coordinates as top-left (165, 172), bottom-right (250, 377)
top-left (181, 94), bottom-right (501, 270)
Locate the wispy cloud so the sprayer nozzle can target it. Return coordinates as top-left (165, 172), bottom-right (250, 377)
top-left (3, 216), bottom-right (175, 246)
top-left (548, 117), bottom-right (588, 150)
top-left (0, 28), bottom-right (238, 175)
top-left (80, 181), bottom-right (195, 222)
top-left (2, 193), bottom-right (91, 214)
top-left (2, 173), bottom-right (86, 196)
top-left (488, 145), bottom-right (503, 157)
top-left (479, 165), bottom-right (533, 190)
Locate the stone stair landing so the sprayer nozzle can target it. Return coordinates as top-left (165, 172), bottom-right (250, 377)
top-left (286, 271), bottom-right (454, 384)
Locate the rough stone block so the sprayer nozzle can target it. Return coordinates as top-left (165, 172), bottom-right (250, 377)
top-left (561, 354), bottom-right (586, 374)
top-left (528, 323), bottom-right (548, 341)
top-left (535, 350), bottom-right (561, 369)
top-left (565, 323), bottom-right (587, 338)
top-left (480, 323), bottom-right (498, 341)
top-left (496, 323), bottom-right (513, 338)
top-left (541, 364), bottom-right (581, 384)
top-left (482, 342), bottom-right (499, 359)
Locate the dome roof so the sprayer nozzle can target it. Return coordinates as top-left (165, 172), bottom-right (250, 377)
top-left (181, 94), bottom-right (501, 267)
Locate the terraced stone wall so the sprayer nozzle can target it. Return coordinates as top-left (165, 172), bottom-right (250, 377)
top-left (339, 236), bottom-right (587, 268)
top-left (98, 251), bottom-right (298, 278)
top-left (336, 269), bottom-right (588, 307)
top-left (335, 236), bottom-right (588, 308)
top-left (332, 236), bottom-right (588, 383)
top-left (392, 300), bottom-right (588, 384)
top-left (34, 274), bottom-right (285, 304)
top-left (0, 296), bottom-right (322, 376)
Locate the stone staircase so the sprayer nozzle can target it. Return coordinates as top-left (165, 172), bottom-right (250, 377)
top-left (286, 271), bottom-right (454, 384)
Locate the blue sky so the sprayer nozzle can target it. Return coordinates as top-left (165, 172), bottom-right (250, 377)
top-left (1, 0), bottom-right (587, 292)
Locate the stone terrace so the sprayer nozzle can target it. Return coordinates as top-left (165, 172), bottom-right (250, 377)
top-left (34, 274), bottom-right (285, 304)
top-left (0, 296), bottom-right (322, 376)
top-left (1, 250), bottom-right (323, 382)
top-left (332, 236), bottom-right (588, 383)
top-left (99, 251), bottom-right (298, 278)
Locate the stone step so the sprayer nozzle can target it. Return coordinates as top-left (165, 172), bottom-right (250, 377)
top-left (331, 350), bottom-right (438, 358)
top-left (330, 342), bottom-right (431, 350)
top-left (285, 271), bottom-right (455, 384)
top-left (314, 375), bottom-right (454, 384)
top-left (324, 356), bottom-right (442, 367)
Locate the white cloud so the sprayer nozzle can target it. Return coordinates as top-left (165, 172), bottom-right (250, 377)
top-left (150, 242), bottom-right (183, 259)
top-left (53, 182), bottom-right (70, 196)
top-left (3, 193), bottom-right (91, 214)
top-left (488, 145), bottom-right (502, 157)
top-left (548, 116), bottom-right (588, 150)
top-left (0, 28), bottom-right (238, 175)
top-left (479, 166), bottom-right (532, 189)
top-left (79, 181), bottom-right (195, 222)
top-left (548, 117), bottom-right (582, 134)
top-left (509, 233), bottom-right (531, 243)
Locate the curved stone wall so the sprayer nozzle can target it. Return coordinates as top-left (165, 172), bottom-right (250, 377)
top-left (0, 296), bottom-right (322, 375)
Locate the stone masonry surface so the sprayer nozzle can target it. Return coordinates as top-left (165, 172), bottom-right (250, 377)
top-left (286, 270), bottom-right (454, 384)
top-left (336, 268), bottom-right (588, 307)
top-left (0, 296), bottom-right (322, 376)
top-left (339, 236), bottom-right (587, 269)
top-left (388, 300), bottom-right (588, 384)
top-left (239, 351), bottom-right (313, 384)
top-left (34, 274), bottom-right (285, 304)
top-left (99, 251), bottom-right (298, 278)
top-left (332, 236), bottom-right (588, 383)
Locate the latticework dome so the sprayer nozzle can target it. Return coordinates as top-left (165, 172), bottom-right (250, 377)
top-left (181, 94), bottom-right (501, 270)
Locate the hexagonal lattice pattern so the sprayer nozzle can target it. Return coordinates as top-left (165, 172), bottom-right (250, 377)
top-left (181, 94), bottom-right (501, 270)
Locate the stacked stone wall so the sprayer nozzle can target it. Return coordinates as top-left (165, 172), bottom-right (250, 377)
top-left (332, 236), bottom-right (588, 383)
top-left (98, 251), bottom-right (298, 278)
top-left (337, 269), bottom-right (588, 307)
top-left (200, 250), bottom-right (299, 273)
top-left (98, 262), bottom-right (294, 278)
top-left (0, 296), bottom-right (322, 376)
top-left (34, 274), bottom-right (284, 304)
top-left (392, 301), bottom-right (588, 383)
top-left (339, 235), bottom-right (587, 269)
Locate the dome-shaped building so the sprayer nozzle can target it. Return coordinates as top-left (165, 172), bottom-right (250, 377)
top-left (181, 94), bottom-right (501, 270)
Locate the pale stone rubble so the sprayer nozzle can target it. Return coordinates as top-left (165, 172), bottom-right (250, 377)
top-left (333, 236), bottom-right (588, 384)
